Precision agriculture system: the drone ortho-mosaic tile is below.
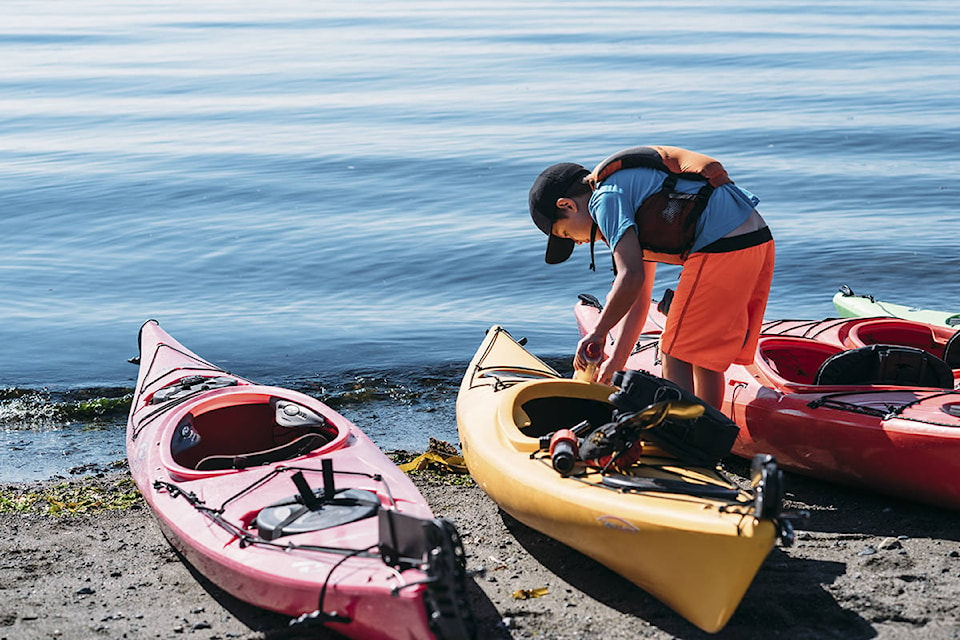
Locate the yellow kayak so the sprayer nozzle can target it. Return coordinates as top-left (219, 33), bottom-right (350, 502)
top-left (456, 326), bottom-right (791, 633)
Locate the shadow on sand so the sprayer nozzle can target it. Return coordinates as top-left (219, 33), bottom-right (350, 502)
top-left (497, 489), bottom-right (876, 640)
top-left (171, 544), bottom-right (505, 640)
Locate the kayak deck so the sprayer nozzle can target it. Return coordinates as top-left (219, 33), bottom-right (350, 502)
top-left (575, 294), bottom-right (960, 510)
top-left (127, 320), bottom-right (477, 640)
top-left (457, 325), bottom-right (790, 633)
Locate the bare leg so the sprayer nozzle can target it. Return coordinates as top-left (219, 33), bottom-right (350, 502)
top-left (692, 366), bottom-right (725, 411)
top-left (661, 352), bottom-right (694, 395)
top-left (662, 353), bottom-right (725, 411)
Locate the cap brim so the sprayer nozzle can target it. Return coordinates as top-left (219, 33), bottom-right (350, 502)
top-left (545, 234), bottom-right (575, 264)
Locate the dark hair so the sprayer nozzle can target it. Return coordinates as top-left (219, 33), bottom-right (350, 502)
top-left (553, 178), bottom-right (590, 220)
top-left (566, 177), bottom-right (592, 198)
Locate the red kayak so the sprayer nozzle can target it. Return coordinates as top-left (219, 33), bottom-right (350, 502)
top-left (127, 320), bottom-right (476, 640)
top-left (574, 295), bottom-right (960, 510)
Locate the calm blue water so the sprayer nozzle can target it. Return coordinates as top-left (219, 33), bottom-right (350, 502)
top-left (2, 0), bottom-right (958, 480)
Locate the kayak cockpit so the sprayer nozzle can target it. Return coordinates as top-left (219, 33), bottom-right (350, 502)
top-left (164, 389), bottom-right (345, 477)
top-left (518, 395), bottom-right (614, 439)
top-left (756, 335), bottom-right (955, 390)
top-left (844, 318), bottom-right (960, 367)
top-left (756, 336), bottom-right (842, 387)
top-left (502, 380), bottom-right (615, 447)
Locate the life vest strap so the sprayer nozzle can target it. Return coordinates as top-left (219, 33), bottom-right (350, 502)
top-left (587, 146), bottom-right (724, 267)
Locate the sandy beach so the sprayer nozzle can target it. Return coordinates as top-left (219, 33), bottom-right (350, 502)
top-left (2, 461), bottom-right (959, 640)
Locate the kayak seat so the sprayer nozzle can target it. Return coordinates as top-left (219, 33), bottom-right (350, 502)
top-left (171, 399), bottom-right (336, 470)
top-left (519, 396), bottom-right (614, 438)
top-left (944, 331), bottom-right (960, 369)
top-left (196, 433), bottom-right (328, 471)
top-left (814, 344), bottom-right (954, 389)
top-left (757, 337), bottom-right (842, 385)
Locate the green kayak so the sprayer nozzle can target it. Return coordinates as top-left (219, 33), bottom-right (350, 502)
top-left (833, 285), bottom-right (960, 328)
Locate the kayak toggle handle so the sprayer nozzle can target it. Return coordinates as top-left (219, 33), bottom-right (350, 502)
top-left (290, 609), bottom-right (351, 628)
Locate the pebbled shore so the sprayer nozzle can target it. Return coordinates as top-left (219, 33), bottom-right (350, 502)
top-left (1, 464), bottom-right (959, 640)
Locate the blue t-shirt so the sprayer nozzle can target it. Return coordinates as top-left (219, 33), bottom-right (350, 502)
top-left (589, 167), bottom-right (760, 256)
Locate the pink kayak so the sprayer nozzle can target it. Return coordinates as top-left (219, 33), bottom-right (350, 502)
top-left (126, 320), bottom-right (476, 640)
top-left (574, 294), bottom-right (960, 510)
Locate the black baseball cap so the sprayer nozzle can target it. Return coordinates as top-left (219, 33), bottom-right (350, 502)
top-left (528, 162), bottom-right (590, 264)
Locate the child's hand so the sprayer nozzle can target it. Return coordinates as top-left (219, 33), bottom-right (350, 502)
top-left (574, 334), bottom-right (606, 371)
top-left (597, 353), bottom-right (626, 385)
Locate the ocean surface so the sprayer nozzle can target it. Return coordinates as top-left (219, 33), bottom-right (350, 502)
top-left (2, 0), bottom-right (958, 481)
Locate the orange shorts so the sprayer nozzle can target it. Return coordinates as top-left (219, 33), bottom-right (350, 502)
top-left (659, 236), bottom-right (775, 372)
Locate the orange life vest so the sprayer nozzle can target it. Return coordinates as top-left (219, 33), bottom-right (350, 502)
top-left (589, 146), bottom-right (732, 265)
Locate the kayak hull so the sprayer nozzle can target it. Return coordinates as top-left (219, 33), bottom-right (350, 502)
top-left (456, 325), bottom-right (780, 633)
top-left (833, 288), bottom-right (960, 328)
top-left (575, 297), bottom-right (960, 510)
top-left (127, 320), bottom-right (474, 640)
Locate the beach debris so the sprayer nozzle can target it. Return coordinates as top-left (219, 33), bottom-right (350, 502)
top-left (1, 478), bottom-right (141, 515)
top-left (512, 587), bottom-right (549, 600)
top-left (878, 537), bottom-right (902, 551)
top-left (398, 438), bottom-right (468, 474)
top-left (857, 546), bottom-right (877, 556)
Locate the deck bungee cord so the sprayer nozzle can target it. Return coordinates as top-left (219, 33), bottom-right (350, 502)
top-left (153, 459), bottom-right (478, 638)
top-left (129, 320), bottom-right (480, 640)
top-left (808, 388), bottom-right (960, 424)
top-left (457, 322), bottom-right (803, 632)
top-left (527, 401), bottom-right (802, 546)
top-left (471, 328), bottom-right (802, 546)
top-left (152, 462), bottom-right (393, 557)
top-left (129, 338), bottom-right (239, 441)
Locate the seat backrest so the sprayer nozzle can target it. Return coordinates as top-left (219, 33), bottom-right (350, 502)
top-left (195, 433), bottom-right (328, 471)
top-left (814, 344), bottom-right (954, 389)
top-left (943, 331), bottom-right (960, 369)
